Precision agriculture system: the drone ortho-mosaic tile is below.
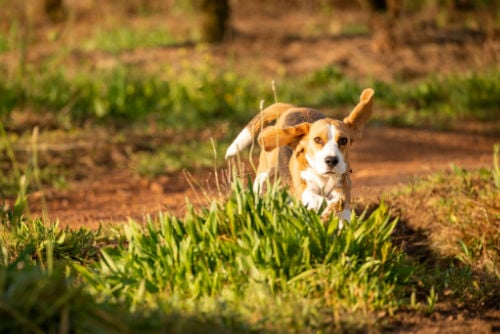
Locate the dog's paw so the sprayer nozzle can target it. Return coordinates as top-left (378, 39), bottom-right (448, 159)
top-left (337, 208), bottom-right (351, 229)
top-left (302, 190), bottom-right (325, 211)
top-left (321, 202), bottom-right (350, 229)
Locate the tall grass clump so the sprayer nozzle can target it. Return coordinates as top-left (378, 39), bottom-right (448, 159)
top-left (0, 185), bottom-right (108, 332)
top-left (2, 163), bottom-right (498, 330)
top-left (0, 262), bottom-right (93, 334)
top-left (0, 244), bottom-right (163, 333)
top-left (0, 184), bottom-right (99, 267)
top-left (78, 181), bottom-right (411, 331)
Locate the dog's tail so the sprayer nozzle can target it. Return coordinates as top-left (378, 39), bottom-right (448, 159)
top-left (225, 103), bottom-right (294, 159)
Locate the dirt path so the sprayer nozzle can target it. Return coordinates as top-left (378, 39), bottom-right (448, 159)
top-left (29, 126), bottom-right (498, 229)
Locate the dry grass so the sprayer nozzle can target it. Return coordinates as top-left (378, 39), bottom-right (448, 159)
top-left (386, 148), bottom-right (500, 308)
top-left (396, 165), bottom-right (499, 271)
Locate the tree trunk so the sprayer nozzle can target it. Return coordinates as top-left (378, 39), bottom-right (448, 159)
top-left (44, 0), bottom-right (66, 22)
top-left (199, 0), bottom-right (230, 43)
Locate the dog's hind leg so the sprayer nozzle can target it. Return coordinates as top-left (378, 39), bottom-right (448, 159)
top-left (253, 171), bottom-right (269, 194)
top-left (252, 167), bottom-right (277, 194)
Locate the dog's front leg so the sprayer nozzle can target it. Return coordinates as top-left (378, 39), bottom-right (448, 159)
top-left (321, 197), bottom-right (351, 228)
top-left (301, 188), bottom-right (326, 211)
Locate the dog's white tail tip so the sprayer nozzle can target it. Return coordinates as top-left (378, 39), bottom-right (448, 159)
top-left (225, 128), bottom-right (252, 159)
top-left (225, 144), bottom-right (239, 159)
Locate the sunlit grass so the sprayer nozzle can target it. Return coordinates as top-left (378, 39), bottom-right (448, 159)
top-left (1, 177), bottom-right (411, 332)
top-left (0, 21), bottom-right (19, 53)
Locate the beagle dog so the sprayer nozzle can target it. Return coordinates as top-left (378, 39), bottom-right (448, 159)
top-left (225, 88), bottom-right (374, 223)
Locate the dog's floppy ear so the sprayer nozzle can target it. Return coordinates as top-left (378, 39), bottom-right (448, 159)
top-left (258, 122), bottom-right (311, 151)
top-left (343, 88), bottom-right (374, 141)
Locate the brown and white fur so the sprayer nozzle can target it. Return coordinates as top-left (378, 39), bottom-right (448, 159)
top-left (225, 88), bottom-right (374, 224)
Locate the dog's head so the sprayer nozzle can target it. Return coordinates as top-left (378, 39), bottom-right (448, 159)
top-left (258, 88), bottom-right (374, 177)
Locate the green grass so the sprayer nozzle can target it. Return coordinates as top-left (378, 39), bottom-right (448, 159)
top-left (1, 153), bottom-right (499, 332)
top-left (85, 26), bottom-right (178, 52)
top-left (0, 178), bottom-right (411, 332)
top-left (1, 60), bottom-right (498, 130)
top-left (0, 62), bottom-right (262, 128)
top-left (307, 65), bottom-right (500, 127)
top-left (80, 186), bottom-right (408, 316)
top-left (0, 123), bottom-right (71, 197)
top-left (0, 21), bottom-right (19, 53)
top-left (396, 165), bottom-right (500, 277)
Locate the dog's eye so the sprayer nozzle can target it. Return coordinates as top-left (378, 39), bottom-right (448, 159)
top-left (314, 137), bottom-right (324, 145)
top-left (338, 137), bottom-right (348, 145)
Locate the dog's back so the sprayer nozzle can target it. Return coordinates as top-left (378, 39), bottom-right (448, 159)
top-left (225, 103), bottom-right (325, 192)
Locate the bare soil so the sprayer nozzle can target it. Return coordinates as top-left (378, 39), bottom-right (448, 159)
top-left (29, 127), bottom-right (498, 230)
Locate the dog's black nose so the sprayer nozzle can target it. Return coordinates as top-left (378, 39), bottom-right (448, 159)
top-left (325, 156), bottom-right (339, 167)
